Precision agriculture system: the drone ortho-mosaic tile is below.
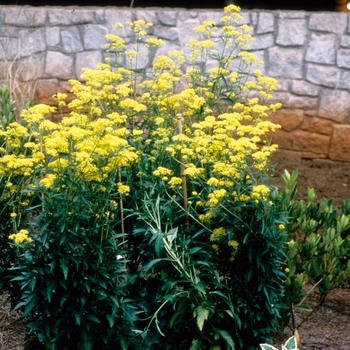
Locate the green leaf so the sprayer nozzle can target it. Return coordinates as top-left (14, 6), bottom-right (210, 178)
top-left (75, 312), bottom-right (81, 325)
top-left (143, 258), bottom-right (163, 271)
top-left (216, 329), bottom-right (235, 349)
top-left (86, 313), bottom-right (101, 323)
top-left (284, 335), bottom-right (298, 350)
top-left (106, 314), bottom-right (115, 327)
top-left (260, 344), bottom-right (278, 350)
top-left (189, 339), bottom-right (201, 350)
top-left (193, 281), bottom-right (206, 294)
top-left (193, 305), bottom-right (209, 331)
top-left (294, 304), bottom-right (312, 312)
top-left (60, 259), bottom-right (68, 280)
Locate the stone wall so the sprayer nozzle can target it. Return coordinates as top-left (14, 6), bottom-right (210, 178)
top-left (1, 5), bottom-right (350, 177)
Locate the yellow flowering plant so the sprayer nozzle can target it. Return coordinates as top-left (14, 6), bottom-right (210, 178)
top-left (2, 5), bottom-right (289, 349)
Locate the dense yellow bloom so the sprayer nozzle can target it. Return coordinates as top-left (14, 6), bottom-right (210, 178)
top-left (117, 182), bottom-right (130, 196)
top-left (40, 174), bottom-right (56, 188)
top-left (153, 166), bottom-right (173, 177)
top-left (9, 229), bottom-right (32, 244)
top-left (251, 185), bottom-right (270, 202)
top-left (168, 176), bottom-right (182, 189)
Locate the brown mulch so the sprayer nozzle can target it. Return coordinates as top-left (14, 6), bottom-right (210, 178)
top-left (273, 284), bottom-right (350, 350)
top-left (0, 295), bottom-right (26, 350)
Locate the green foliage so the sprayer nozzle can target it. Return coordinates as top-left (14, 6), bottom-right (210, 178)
top-left (11, 176), bottom-right (138, 349)
top-left (260, 336), bottom-right (298, 350)
top-left (278, 170), bottom-right (350, 329)
top-left (1, 6), bottom-right (289, 349)
top-left (0, 86), bottom-right (16, 129)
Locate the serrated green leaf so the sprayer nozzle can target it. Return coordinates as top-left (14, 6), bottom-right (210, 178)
top-left (216, 329), bottom-right (235, 349)
top-left (193, 305), bottom-right (209, 331)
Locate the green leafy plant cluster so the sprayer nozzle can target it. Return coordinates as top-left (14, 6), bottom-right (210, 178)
top-left (0, 5), bottom-right (291, 349)
top-left (278, 170), bottom-right (350, 330)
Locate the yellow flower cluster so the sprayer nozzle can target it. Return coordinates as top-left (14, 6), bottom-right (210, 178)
top-left (1, 6), bottom-right (282, 259)
top-left (210, 227), bottom-right (239, 261)
top-left (9, 229), bottom-right (32, 244)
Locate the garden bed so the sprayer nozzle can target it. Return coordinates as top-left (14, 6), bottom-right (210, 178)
top-left (1, 285), bottom-right (350, 349)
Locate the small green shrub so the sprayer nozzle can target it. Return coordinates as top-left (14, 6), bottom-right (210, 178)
top-left (278, 170), bottom-right (350, 329)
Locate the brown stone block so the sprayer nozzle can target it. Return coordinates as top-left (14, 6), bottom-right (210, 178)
top-left (273, 108), bottom-right (305, 131)
top-left (272, 129), bottom-right (294, 150)
top-left (34, 79), bottom-right (59, 105)
top-left (293, 131), bottom-right (330, 154)
top-left (329, 125), bottom-right (350, 162)
top-left (302, 117), bottom-right (333, 135)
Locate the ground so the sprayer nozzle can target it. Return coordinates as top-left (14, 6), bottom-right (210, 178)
top-left (1, 158), bottom-right (350, 349)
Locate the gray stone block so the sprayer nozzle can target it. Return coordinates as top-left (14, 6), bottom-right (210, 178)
top-left (75, 50), bottom-right (103, 79)
top-left (46, 27), bottom-right (61, 48)
top-left (292, 80), bottom-right (319, 96)
top-left (309, 12), bottom-right (347, 35)
top-left (198, 11), bottom-right (225, 26)
top-left (0, 25), bottom-right (18, 38)
top-left (104, 10), bottom-right (132, 37)
top-left (271, 91), bottom-right (318, 109)
top-left (45, 51), bottom-right (74, 80)
top-left (16, 53), bottom-right (45, 81)
top-left (61, 26), bottom-right (83, 53)
top-left (338, 70), bottom-right (350, 90)
top-left (48, 9), bottom-right (74, 25)
top-left (83, 24), bottom-right (108, 50)
top-left (178, 20), bottom-right (201, 49)
top-left (0, 37), bottom-right (19, 60)
top-left (337, 49), bottom-right (350, 69)
top-left (1, 7), bottom-right (46, 26)
top-left (275, 78), bottom-right (290, 91)
top-left (276, 18), bottom-right (307, 46)
top-left (20, 28), bottom-right (46, 57)
top-left (318, 88), bottom-right (350, 123)
top-left (249, 34), bottom-right (274, 50)
top-left (250, 12), bottom-right (258, 28)
top-left (178, 11), bottom-right (198, 22)
top-left (153, 26), bottom-right (179, 41)
top-left (135, 10), bottom-right (158, 25)
top-left (94, 9), bottom-right (105, 23)
top-left (341, 35), bottom-right (350, 47)
top-left (306, 63), bottom-right (340, 88)
top-left (278, 11), bottom-right (307, 19)
top-left (70, 9), bottom-right (96, 24)
top-left (157, 11), bottom-right (178, 26)
top-left (305, 33), bottom-right (336, 65)
top-left (256, 12), bottom-right (274, 34)
top-left (267, 47), bottom-right (303, 79)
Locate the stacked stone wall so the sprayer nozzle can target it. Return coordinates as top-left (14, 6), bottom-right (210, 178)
top-left (1, 5), bottom-right (350, 168)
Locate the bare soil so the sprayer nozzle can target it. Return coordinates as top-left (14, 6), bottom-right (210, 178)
top-left (1, 157), bottom-right (350, 349)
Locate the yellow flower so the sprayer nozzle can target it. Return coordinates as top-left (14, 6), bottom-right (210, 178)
top-left (168, 176), bottom-right (182, 189)
top-left (9, 229), bottom-right (32, 244)
top-left (153, 166), bottom-right (173, 177)
top-left (117, 183), bottom-right (130, 196)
